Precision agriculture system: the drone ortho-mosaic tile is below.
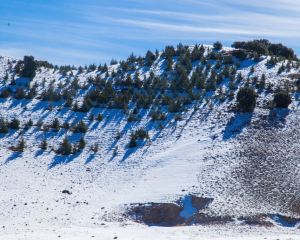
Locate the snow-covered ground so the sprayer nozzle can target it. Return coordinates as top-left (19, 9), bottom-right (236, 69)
top-left (0, 47), bottom-right (300, 239)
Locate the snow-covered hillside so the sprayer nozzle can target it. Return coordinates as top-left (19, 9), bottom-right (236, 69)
top-left (1, 41), bottom-right (300, 239)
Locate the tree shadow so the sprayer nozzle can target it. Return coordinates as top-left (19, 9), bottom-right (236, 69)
top-left (101, 109), bottom-right (125, 129)
top-left (34, 149), bottom-right (44, 157)
top-left (267, 108), bottom-right (290, 127)
top-left (223, 112), bottom-right (253, 140)
top-left (5, 152), bottom-right (22, 164)
top-left (121, 147), bottom-right (138, 162)
top-left (85, 154), bottom-right (96, 164)
top-left (48, 153), bottom-right (79, 169)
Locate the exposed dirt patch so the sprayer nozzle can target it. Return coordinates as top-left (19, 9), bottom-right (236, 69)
top-left (127, 194), bottom-right (300, 228)
top-left (191, 195), bottom-right (213, 210)
top-left (127, 196), bottom-right (246, 227)
top-left (128, 195), bottom-right (214, 226)
top-left (238, 214), bottom-right (273, 227)
top-left (129, 202), bottom-right (184, 226)
top-left (189, 213), bottom-right (234, 225)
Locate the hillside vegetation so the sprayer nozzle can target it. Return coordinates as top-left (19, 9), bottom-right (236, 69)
top-left (0, 39), bottom-right (298, 161)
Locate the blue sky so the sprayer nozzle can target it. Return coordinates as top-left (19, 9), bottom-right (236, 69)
top-left (1, 0), bottom-right (300, 65)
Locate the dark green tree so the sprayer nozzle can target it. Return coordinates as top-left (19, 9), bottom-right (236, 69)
top-left (40, 139), bottom-right (48, 150)
top-left (15, 88), bottom-right (26, 99)
top-left (145, 50), bottom-right (156, 66)
top-left (128, 134), bottom-right (137, 148)
top-left (78, 137), bottom-right (86, 150)
top-left (59, 137), bottom-right (72, 155)
top-left (51, 118), bottom-right (60, 131)
top-left (236, 87), bottom-right (257, 112)
top-left (213, 41), bottom-right (223, 51)
top-left (73, 120), bottom-right (87, 133)
top-left (16, 138), bottom-right (25, 152)
top-left (273, 91), bottom-right (292, 108)
top-left (0, 118), bottom-right (8, 133)
top-left (10, 118), bottom-right (20, 130)
top-left (21, 56), bottom-right (36, 79)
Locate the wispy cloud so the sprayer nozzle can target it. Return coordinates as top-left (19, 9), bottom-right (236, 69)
top-left (1, 0), bottom-right (300, 65)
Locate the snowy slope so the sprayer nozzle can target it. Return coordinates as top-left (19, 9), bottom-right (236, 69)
top-left (0, 46), bottom-right (300, 239)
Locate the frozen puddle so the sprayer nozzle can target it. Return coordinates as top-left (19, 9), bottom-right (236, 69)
top-left (270, 214), bottom-right (300, 228)
top-left (179, 195), bottom-right (197, 219)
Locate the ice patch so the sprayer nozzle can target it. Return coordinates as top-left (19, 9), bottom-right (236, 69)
top-left (180, 195), bottom-right (197, 219)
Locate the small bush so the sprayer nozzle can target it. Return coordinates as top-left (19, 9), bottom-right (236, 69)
top-left (213, 41), bottom-right (223, 51)
top-left (127, 113), bottom-right (140, 122)
top-left (174, 114), bottom-right (183, 121)
top-left (11, 138), bottom-right (25, 152)
top-left (40, 140), bottom-right (48, 150)
top-left (128, 128), bottom-right (149, 148)
top-left (150, 110), bottom-right (167, 121)
top-left (96, 114), bottom-right (103, 121)
top-left (61, 122), bottom-right (70, 129)
top-left (78, 137), bottom-right (86, 150)
top-left (51, 118), bottom-right (60, 131)
top-left (72, 120), bottom-right (87, 133)
top-left (91, 143), bottom-right (99, 153)
top-left (9, 118), bottom-right (20, 130)
top-left (273, 91), bottom-right (292, 108)
top-left (58, 137), bottom-right (72, 155)
top-left (236, 87), bottom-right (257, 112)
top-left (15, 88), bottom-right (26, 99)
top-left (134, 128), bottom-right (149, 139)
top-left (88, 114), bottom-right (94, 121)
top-left (296, 79), bottom-right (300, 92)
top-left (0, 118), bottom-right (8, 133)
top-left (25, 119), bottom-right (33, 129)
top-left (168, 100), bottom-right (182, 113)
top-left (0, 89), bottom-right (11, 98)
top-left (128, 135), bottom-right (137, 148)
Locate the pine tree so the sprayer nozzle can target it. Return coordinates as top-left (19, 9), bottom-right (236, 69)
top-left (51, 118), bottom-right (60, 131)
top-left (59, 137), bottom-right (72, 155)
top-left (96, 114), bottom-right (103, 121)
top-left (26, 119), bottom-right (33, 128)
top-left (213, 41), bottom-right (223, 51)
top-left (296, 79), bottom-right (300, 92)
top-left (79, 98), bottom-right (92, 112)
top-left (0, 118), bottom-right (9, 133)
top-left (145, 50), bottom-right (156, 66)
top-left (236, 87), bottom-right (257, 112)
top-left (258, 74), bottom-right (266, 90)
top-left (128, 134), bottom-right (137, 148)
top-left (16, 138), bottom-right (25, 152)
top-left (0, 88), bottom-right (10, 98)
top-left (21, 56), bottom-right (36, 79)
top-left (10, 118), bottom-right (20, 130)
top-left (78, 137), bottom-right (86, 150)
top-left (72, 101), bottom-right (79, 112)
top-left (40, 139), bottom-right (48, 150)
top-left (273, 91), bottom-right (292, 108)
top-left (88, 114), bottom-right (94, 121)
top-left (15, 88), bottom-right (26, 99)
top-left (61, 122), bottom-right (70, 129)
top-left (91, 143), bottom-right (99, 153)
top-left (166, 56), bottom-right (173, 71)
top-left (73, 120), bottom-right (87, 133)
top-left (65, 97), bottom-right (73, 108)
